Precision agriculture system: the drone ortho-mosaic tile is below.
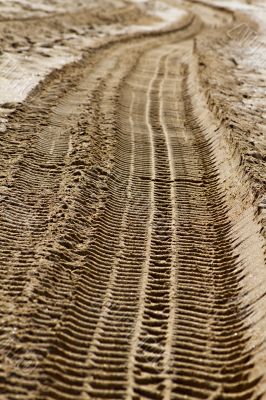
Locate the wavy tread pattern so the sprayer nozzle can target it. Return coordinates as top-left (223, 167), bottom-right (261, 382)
top-left (0, 21), bottom-right (264, 400)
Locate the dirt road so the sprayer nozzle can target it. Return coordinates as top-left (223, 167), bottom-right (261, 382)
top-left (0, 1), bottom-right (265, 399)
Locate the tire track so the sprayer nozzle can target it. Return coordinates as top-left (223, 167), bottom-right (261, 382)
top-left (17, 40), bottom-right (165, 400)
top-left (168, 58), bottom-right (259, 399)
top-left (160, 51), bottom-right (179, 400)
top-left (126, 50), bottom-right (158, 400)
top-left (0, 19), bottom-right (200, 397)
top-left (82, 74), bottom-right (149, 399)
top-left (0, 43), bottom-right (141, 398)
top-left (127, 49), bottom-right (178, 400)
top-left (125, 40), bottom-right (262, 399)
top-left (15, 47), bottom-right (141, 400)
top-left (0, 8), bottom-right (265, 400)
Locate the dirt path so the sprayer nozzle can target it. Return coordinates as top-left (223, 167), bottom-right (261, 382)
top-left (0, 1), bottom-right (265, 399)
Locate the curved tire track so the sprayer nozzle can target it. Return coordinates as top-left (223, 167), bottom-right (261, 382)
top-left (0, 7), bottom-right (265, 400)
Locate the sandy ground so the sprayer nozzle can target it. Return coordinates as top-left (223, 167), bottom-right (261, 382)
top-left (0, 0), bottom-right (265, 399)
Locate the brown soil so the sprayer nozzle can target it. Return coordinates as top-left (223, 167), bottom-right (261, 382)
top-left (0, 1), bottom-right (265, 399)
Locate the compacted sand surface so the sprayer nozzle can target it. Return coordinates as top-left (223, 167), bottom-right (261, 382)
top-left (0, 1), bottom-right (265, 399)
